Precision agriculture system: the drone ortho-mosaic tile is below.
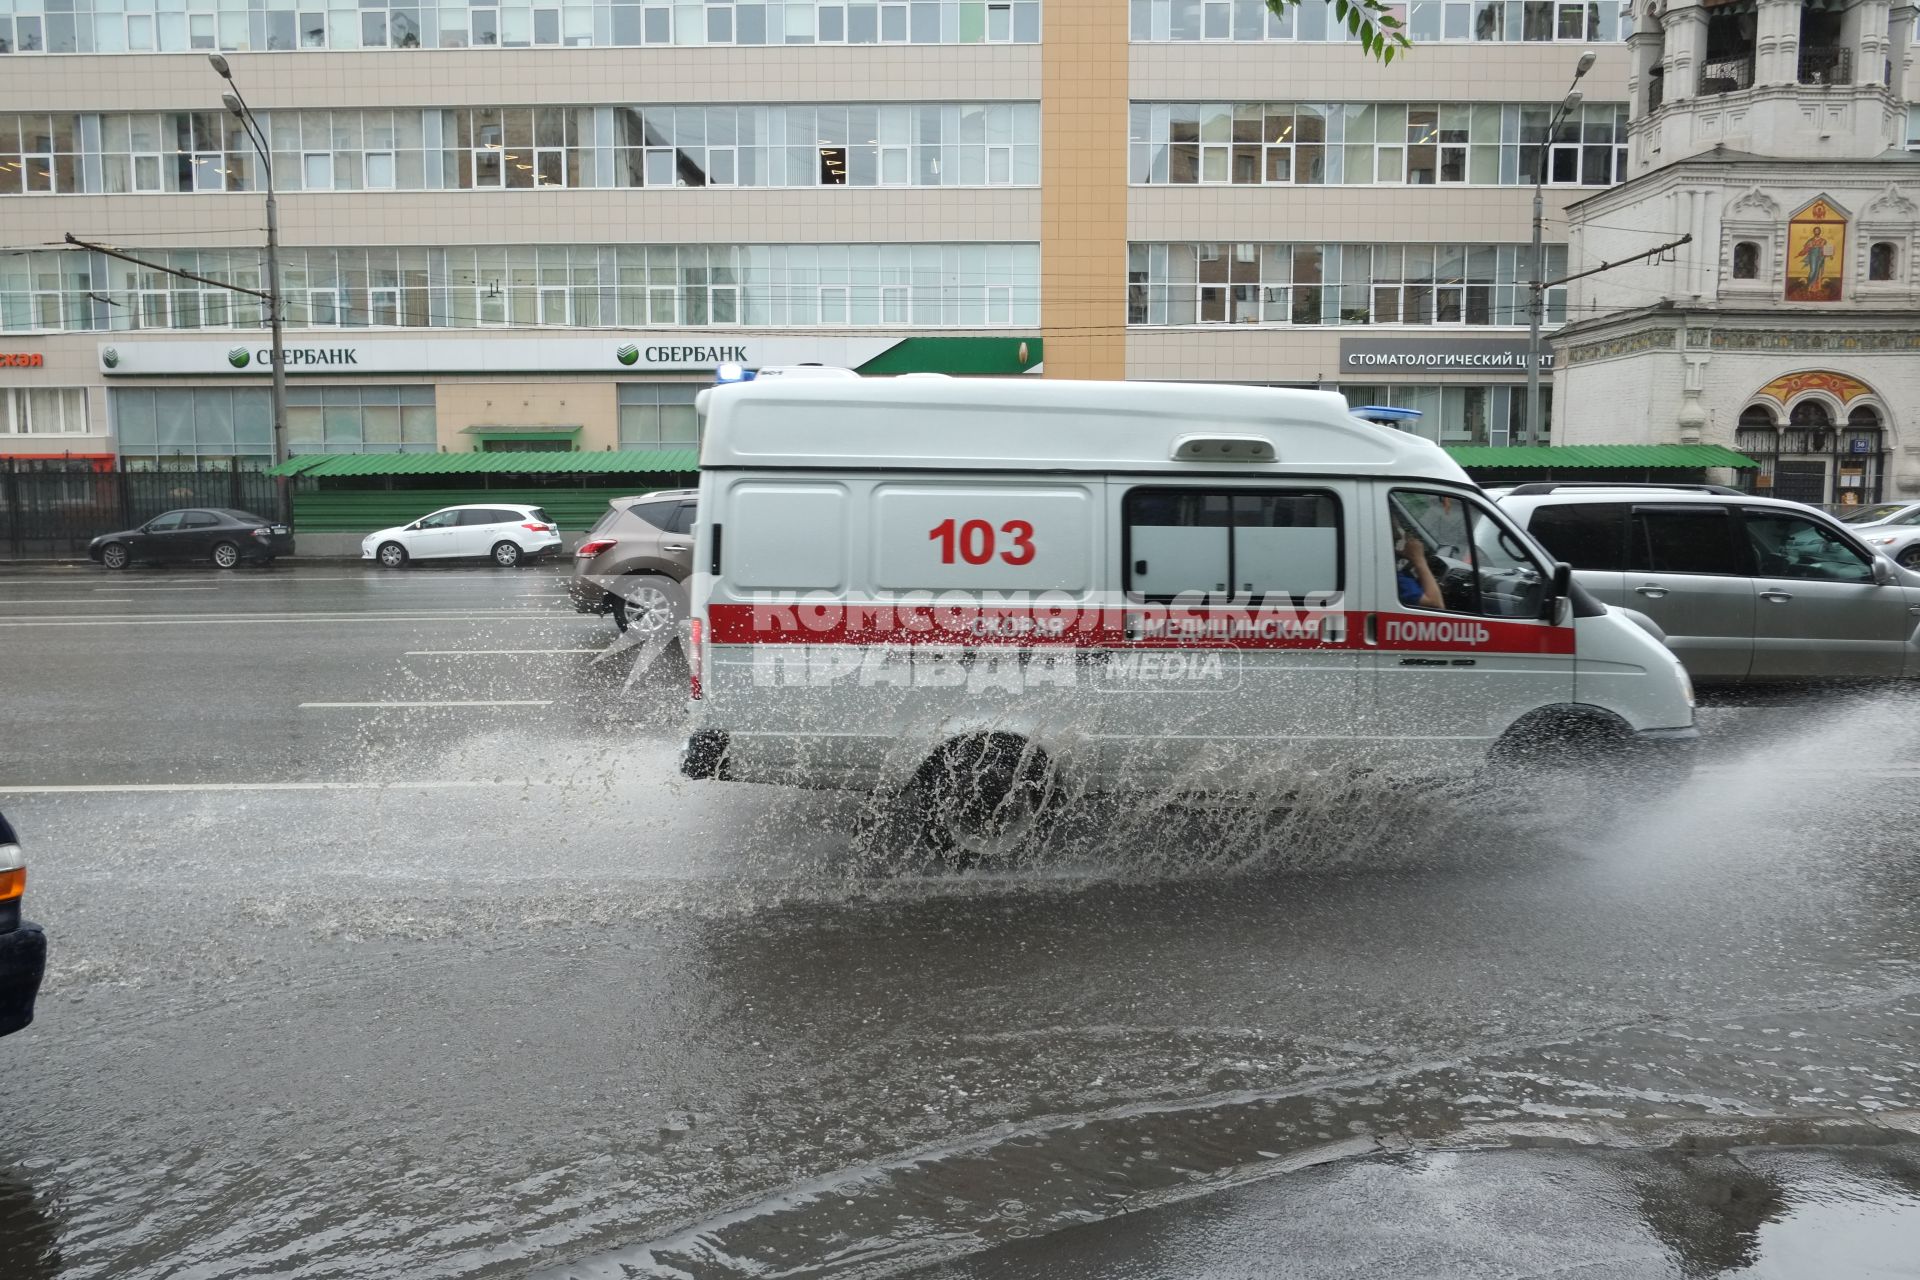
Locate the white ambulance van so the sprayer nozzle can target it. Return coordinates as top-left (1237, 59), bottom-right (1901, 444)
top-left (679, 375), bottom-right (1696, 853)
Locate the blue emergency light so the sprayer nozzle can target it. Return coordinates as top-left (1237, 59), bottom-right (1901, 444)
top-left (715, 363), bottom-right (756, 384)
top-left (1351, 405), bottom-right (1424, 425)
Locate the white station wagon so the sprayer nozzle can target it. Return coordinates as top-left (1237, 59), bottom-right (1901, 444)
top-left (363, 503), bottom-right (564, 568)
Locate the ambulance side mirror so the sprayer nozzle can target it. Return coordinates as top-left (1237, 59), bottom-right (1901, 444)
top-left (1542, 561), bottom-right (1573, 622)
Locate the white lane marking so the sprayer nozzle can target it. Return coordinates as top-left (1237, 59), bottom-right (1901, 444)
top-left (0, 779), bottom-right (569, 795)
top-left (98, 586), bottom-right (220, 592)
top-left (298, 700), bottom-right (555, 709)
top-left (0, 611), bottom-right (564, 627)
top-left (404, 648), bottom-right (603, 656)
top-left (2, 598), bottom-right (135, 604)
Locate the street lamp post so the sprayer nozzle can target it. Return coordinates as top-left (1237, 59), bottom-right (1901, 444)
top-left (1525, 49), bottom-right (1596, 448)
top-left (208, 54), bottom-right (288, 505)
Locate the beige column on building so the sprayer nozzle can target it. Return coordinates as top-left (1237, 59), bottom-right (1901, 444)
top-left (1040, 0), bottom-right (1129, 379)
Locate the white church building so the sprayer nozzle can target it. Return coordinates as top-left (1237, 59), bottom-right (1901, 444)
top-left (1554, 0), bottom-right (1920, 506)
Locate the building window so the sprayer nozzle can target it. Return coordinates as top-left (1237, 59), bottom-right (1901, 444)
top-left (615, 103), bottom-right (1039, 189)
top-left (1336, 384), bottom-right (1544, 446)
top-left (112, 387), bottom-right (274, 468)
top-left (617, 384), bottom-right (703, 449)
top-left (11, 243), bottom-right (1040, 334)
top-left (11, 103), bottom-right (1041, 196)
top-left (1132, 0), bottom-right (1618, 40)
top-left (1869, 241), bottom-right (1899, 281)
top-left (285, 385), bottom-right (436, 454)
top-left (0, 0), bottom-right (1042, 55)
top-left (1, 388), bottom-right (89, 434)
top-left (1731, 241), bottom-right (1761, 279)
top-left (1699, 9), bottom-right (1756, 94)
top-left (0, 114), bottom-right (82, 193)
top-left (1789, 400), bottom-right (1833, 428)
top-left (1128, 242), bottom-right (1565, 328)
top-left (445, 107), bottom-right (591, 190)
top-left (1130, 101), bottom-right (1626, 188)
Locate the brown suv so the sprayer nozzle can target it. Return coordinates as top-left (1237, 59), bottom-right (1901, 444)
top-left (567, 489), bottom-right (697, 633)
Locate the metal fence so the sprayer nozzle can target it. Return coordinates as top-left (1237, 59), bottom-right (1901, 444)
top-left (0, 466), bottom-right (285, 559)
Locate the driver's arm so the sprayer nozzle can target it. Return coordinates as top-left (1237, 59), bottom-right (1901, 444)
top-left (1403, 535), bottom-right (1445, 610)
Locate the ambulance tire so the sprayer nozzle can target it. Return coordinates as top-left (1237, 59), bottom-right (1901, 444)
top-left (914, 734), bottom-right (1056, 871)
top-left (1486, 706), bottom-right (1681, 791)
top-left (1487, 706), bottom-right (1629, 771)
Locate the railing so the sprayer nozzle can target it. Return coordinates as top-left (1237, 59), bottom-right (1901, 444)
top-left (1698, 55), bottom-right (1755, 95)
top-left (1799, 46), bottom-right (1852, 85)
top-left (0, 464), bottom-right (282, 559)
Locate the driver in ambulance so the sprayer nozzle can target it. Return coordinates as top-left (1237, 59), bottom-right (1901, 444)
top-left (1393, 521), bottom-right (1446, 610)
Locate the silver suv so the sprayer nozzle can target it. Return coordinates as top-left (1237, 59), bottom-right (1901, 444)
top-left (566, 489), bottom-right (696, 633)
top-left (1497, 483), bottom-right (1920, 686)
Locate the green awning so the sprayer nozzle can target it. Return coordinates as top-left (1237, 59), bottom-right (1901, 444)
top-left (1445, 444), bottom-right (1759, 470)
top-left (459, 425), bottom-right (582, 439)
top-left (270, 449), bottom-right (699, 477)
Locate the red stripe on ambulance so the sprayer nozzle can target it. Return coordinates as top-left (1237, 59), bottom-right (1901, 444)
top-left (705, 603), bottom-right (1573, 655)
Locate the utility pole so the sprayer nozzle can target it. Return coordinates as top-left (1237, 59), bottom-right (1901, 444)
top-left (1526, 49), bottom-right (1596, 449)
top-left (208, 53), bottom-right (290, 520)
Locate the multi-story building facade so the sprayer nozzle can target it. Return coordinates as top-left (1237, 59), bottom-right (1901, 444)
top-left (1, 0), bottom-right (1636, 471)
top-left (1552, 0), bottom-right (1920, 506)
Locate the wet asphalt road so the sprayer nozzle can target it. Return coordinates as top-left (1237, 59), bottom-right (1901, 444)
top-left (2, 560), bottom-right (1919, 1278)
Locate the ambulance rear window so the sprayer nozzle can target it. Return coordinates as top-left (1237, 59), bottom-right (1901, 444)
top-left (1124, 488), bottom-right (1341, 603)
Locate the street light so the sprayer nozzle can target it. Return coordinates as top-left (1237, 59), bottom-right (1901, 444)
top-left (1525, 49), bottom-right (1597, 447)
top-left (208, 53), bottom-right (288, 500)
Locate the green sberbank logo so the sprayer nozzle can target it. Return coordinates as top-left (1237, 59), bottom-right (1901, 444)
top-left (102, 347), bottom-right (119, 368)
top-left (616, 344), bottom-right (639, 366)
top-left (227, 347), bottom-right (251, 368)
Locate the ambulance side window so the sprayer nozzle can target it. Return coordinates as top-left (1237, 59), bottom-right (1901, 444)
top-left (1124, 488), bottom-right (1341, 604)
top-left (1389, 490), bottom-right (1548, 620)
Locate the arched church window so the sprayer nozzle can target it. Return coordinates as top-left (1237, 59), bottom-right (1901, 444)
top-left (1731, 241), bottom-right (1761, 279)
top-left (1735, 404), bottom-right (1778, 455)
top-left (1869, 242), bottom-right (1898, 281)
top-left (1788, 399), bottom-right (1834, 453)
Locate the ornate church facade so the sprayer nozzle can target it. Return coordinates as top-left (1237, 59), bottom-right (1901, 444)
top-left (1554, 0), bottom-right (1920, 505)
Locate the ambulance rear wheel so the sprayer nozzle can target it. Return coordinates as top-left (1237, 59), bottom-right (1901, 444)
top-left (916, 734), bottom-right (1055, 870)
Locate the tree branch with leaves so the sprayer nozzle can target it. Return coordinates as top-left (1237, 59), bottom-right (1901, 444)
top-left (1267, 0), bottom-right (1411, 62)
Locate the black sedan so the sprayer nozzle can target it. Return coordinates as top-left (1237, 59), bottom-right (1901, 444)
top-left (89, 508), bottom-right (294, 569)
top-left (0, 810), bottom-right (44, 1039)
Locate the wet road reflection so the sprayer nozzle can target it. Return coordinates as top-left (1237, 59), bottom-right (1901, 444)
top-left (904, 1141), bottom-right (1920, 1279)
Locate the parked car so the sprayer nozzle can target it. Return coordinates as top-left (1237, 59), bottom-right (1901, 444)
top-left (0, 809), bottom-right (45, 1039)
top-left (1834, 500), bottom-right (1920, 527)
top-left (363, 503), bottom-right (563, 568)
top-left (1497, 483), bottom-right (1920, 686)
top-left (89, 508), bottom-right (293, 570)
top-left (567, 490), bottom-right (695, 633)
top-left (1839, 501), bottom-right (1920, 570)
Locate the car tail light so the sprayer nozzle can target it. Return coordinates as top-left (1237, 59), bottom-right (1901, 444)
top-left (523, 522), bottom-right (553, 533)
top-left (688, 617), bottom-right (704, 700)
top-left (575, 538), bottom-right (616, 557)
top-left (0, 842), bottom-right (22, 904)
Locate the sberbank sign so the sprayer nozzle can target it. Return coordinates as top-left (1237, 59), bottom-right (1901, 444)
top-left (97, 335), bottom-right (1040, 377)
top-left (626, 344), bottom-right (750, 366)
top-left (225, 346), bottom-right (362, 369)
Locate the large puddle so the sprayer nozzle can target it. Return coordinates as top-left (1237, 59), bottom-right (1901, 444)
top-left (5, 688), bottom-right (1920, 1279)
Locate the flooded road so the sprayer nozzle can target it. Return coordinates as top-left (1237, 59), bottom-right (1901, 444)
top-left (2, 563), bottom-right (1919, 1278)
